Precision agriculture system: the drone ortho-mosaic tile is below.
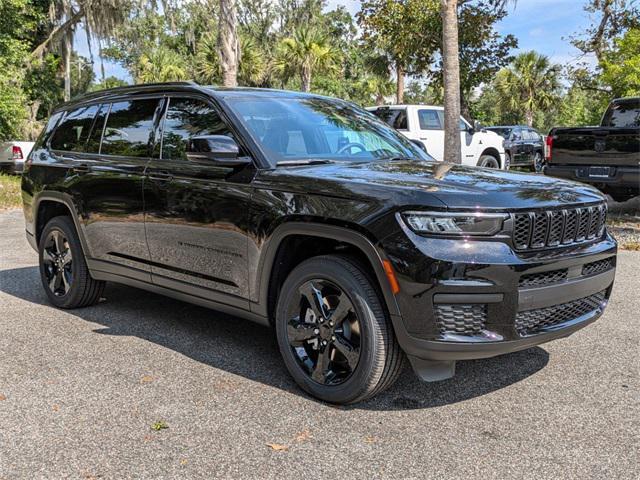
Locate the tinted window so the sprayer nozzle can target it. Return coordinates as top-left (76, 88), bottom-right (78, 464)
top-left (50, 105), bottom-right (100, 152)
top-left (511, 128), bottom-right (522, 140)
top-left (101, 99), bottom-right (160, 157)
top-left (528, 129), bottom-right (540, 141)
top-left (161, 98), bottom-right (231, 160)
top-left (602, 100), bottom-right (640, 127)
top-left (86, 104), bottom-right (109, 154)
top-left (487, 128), bottom-right (512, 138)
top-left (418, 109), bottom-right (442, 130)
top-left (371, 108), bottom-right (408, 130)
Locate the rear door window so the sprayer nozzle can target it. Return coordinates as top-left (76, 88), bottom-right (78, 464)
top-left (101, 99), bottom-right (161, 157)
top-left (50, 105), bottom-right (100, 152)
top-left (371, 108), bottom-right (408, 130)
top-left (160, 97), bottom-right (232, 161)
top-left (86, 104), bottom-right (109, 154)
top-left (418, 109), bottom-right (442, 130)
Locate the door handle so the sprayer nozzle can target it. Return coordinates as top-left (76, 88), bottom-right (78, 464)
top-left (148, 170), bottom-right (173, 181)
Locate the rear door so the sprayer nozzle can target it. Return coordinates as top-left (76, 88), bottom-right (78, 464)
top-left (53, 98), bottom-right (163, 280)
top-left (417, 108), bottom-right (445, 161)
top-left (509, 128), bottom-right (525, 164)
top-left (144, 95), bottom-right (254, 305)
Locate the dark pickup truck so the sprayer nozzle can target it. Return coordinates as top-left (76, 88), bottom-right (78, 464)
top-left (544, 97), bottom-right (639, 201)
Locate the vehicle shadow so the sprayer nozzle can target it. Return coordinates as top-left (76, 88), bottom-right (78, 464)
top-left (0, 266), bottom-right (549, 411)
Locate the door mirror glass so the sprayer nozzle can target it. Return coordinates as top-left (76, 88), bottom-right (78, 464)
top-left (186, 135), bottom-right (251, 167)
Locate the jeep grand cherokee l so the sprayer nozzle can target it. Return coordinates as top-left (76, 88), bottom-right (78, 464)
top-left (22, 82), bottom-right (617, 404)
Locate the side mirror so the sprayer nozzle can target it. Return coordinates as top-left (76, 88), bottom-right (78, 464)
top-left (186, 135), bottom-right (251, 167)
top-left (473, 120), bottom-right (483, 132)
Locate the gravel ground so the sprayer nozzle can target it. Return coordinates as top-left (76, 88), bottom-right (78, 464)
top-left (0, 209), bottom-right (638, 479)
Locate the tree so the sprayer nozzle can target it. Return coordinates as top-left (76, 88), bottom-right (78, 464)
top-left (440, 0), bottom-right (461, 163)
top-left (218, 0), bottom-right (239, 87)
top-left (137, 46), bottom-right (187, 83)
top-left (275, 27), bottom-right (340, 92)
top-left (358, 0), bottom-right (440, 104)
top-left (600, 27), bottom-right (640, 97)
top-left (495, 51), bottom-right (561, 127)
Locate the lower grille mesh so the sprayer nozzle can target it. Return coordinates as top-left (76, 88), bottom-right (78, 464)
top-left (435, 304), bottom-right (487, 335)
top-left (519, 269), bottom-right (568, 288)
top-left (515, 291), bottom-right (606, 335)
top-left (582, 257), bottom-right (614, 276)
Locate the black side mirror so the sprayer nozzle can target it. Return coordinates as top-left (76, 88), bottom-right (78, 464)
top-left (410, 139), bottom-right (428, 153)
top-left (186, 135), bottom-right (252, 167)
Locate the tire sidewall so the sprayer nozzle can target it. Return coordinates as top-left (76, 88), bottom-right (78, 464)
top-left (478, 155), bottom-right (499, 168)
top-left (275, 258), bottom-right (386, 404)
top-left (38, 217), bottom-right (85, 308)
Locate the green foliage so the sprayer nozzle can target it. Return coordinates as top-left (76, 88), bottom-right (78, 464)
top-left (137, 46), bottom-right (188, 83)
top-left (600, 28), bottom-right (640, 97)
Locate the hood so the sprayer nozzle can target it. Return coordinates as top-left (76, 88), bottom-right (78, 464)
top-left (258, 160), bottom-right (605, 210)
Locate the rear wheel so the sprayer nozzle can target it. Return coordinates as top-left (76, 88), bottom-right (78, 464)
top-left (477, 155), bottom-right (500, 169)
top-left (504, 152), bottom-right (511, 170)
top-left (275, 255), bottom-right (404, 404)
top-left (533, 152), bottom-right (544, 173)
top-left (38, 216), bottom-right (105, 309)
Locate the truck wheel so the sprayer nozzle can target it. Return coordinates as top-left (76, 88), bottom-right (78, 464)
top-left (533, 152), bottom-right (544, 173)
top-left (504, 153), bottom-right (511, 170)
top-left (38, 216), bottom-right (105, 309)
top-left (275, 255), bottom-right (405, 404)
top-left (477, 155), bottom-right (500, 168)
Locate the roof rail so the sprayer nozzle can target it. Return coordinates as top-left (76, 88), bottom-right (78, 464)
top-left (63, 81), bottom-right (200, 107)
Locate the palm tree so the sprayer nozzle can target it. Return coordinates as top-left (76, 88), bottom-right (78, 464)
top-left (218, 0), bottom-right (239, 87)
top-left (137, 47), bottom-right (187, 83)
top-left (195, 32), bottom-right (221, 84)
top-left (496, 51), bottom-right (561, 127)
top-left (275, 27), bottom-right (340, 92)
top-left (440, 0), bottom-right (462, 163)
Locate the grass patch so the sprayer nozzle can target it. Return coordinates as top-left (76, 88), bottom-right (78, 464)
top-left (0, 174), bottom-right (21, 210)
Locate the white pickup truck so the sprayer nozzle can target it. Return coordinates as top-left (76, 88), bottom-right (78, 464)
top-left (368, 105), bottom-right (507, 169)
top-left (0, 141), bottom-right (35, 174)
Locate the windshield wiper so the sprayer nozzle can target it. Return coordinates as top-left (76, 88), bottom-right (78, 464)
top-left (276, 159), bottom-right (334, 166)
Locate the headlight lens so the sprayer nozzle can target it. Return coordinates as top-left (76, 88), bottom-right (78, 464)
top-left (402, 211), bottom-right (508, 236)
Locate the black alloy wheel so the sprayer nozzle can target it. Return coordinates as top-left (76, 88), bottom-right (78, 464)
top-left (42, 229), bottom-right (73, 297)
top-left (286, 279), bottom-right (361, 385)
top-left (533, 152), bottom-right (544, 173)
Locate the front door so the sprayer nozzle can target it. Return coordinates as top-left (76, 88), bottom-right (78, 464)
top-left (144, 96), bottom-right (254, 306)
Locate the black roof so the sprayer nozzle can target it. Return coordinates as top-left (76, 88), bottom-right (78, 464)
top-left (57, 82), bottom-right (324, 111)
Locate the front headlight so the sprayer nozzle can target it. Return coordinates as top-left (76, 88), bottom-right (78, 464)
top-left (402, 211), bottom-right (508, 236)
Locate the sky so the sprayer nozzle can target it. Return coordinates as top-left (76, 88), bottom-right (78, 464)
top-left (76, 0), bottom-right (599, 83)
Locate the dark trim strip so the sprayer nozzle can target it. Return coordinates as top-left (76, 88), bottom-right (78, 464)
top-left (433, 293), bottom-right (504, 304)
top-left (107, 251), bottom-right (238, 288)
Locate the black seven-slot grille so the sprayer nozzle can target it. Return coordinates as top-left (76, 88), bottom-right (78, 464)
top-left (512, 204), bottom-right (607, 251)
top-left (515, 291), bottom-right (606, 335)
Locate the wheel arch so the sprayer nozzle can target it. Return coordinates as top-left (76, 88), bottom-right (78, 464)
top-left (480, 147), bottom-right (503, 168)
top-left (252, 222), bottom-right (401, 323)
top-left (33, 192), bottom-right (90, 257)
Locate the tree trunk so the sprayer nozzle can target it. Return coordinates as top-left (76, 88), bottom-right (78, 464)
top-left (218, 0), bottom-right (238, 87)
top-left (301, 64), bottom-right (311, 92)
top-left (63, 31), bottom-right (72, 101)
top-left (441, 0), bottom-right (462, 164)
top-left (395, 63), bottom-right (404, 104)
top-left (525, 109), bottom-right (534, 127)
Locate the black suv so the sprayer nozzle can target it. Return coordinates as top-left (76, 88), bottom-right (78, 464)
top-left (486, 125), bottom-right (545, 172)
top-left (22, 82), bottom-right (617, 404)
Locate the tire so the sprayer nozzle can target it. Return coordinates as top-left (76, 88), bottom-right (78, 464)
top-left (38, 216), bottom-right (105, 309)
top-left (533, 152), bottom-right (544, 173)
top-left (504, 152), bottom-right (511, 170)
top-left (275, 255), bottom-right (405, 404)
top-left (477, 155), bottom-right (500, 169)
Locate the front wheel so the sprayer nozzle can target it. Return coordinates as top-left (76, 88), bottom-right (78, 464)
top-left (477, 155), bottom-right (500, 169)
top-left (275, 255), bottom-right (404, 404)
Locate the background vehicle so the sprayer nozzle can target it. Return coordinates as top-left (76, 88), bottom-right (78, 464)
top-left (0, 141), bottom-right (35, 174)
top-left (22, 84), bottom-right (616, 404)
top-left (485, 126), bottom-right (545, 172)
top-left (367, 105), bottom-right (506, 169)
top-left (544, 97), bottom-right (639, 202)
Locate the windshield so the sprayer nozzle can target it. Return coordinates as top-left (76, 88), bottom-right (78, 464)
top-left (486, 127), bottom-right (512, 139)
top-left (225, 96), bottom-right (432, 166)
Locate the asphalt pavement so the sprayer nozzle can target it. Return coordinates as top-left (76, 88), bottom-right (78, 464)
top-left (0, 209), bottom-right (638, 479)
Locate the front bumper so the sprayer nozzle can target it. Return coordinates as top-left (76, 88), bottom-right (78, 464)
top-left (382, 228), bottom-right (617, 379)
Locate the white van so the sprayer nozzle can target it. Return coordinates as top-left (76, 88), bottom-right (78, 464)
top-left (367, 105), bottom-right (506, 169)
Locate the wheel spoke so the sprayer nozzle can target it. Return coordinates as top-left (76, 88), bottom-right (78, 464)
top-left (299, 282), bottom-right (327, 320)
top-left (328, 292), bottom-right (353, 326)
top-left (51, 231), bottom-right (63, 254)
top-left (287, 317), bottom-right (317, 345)
top-left (333, 334), bottom-right (360, 369)
top-left (42, 249), bottom-right (56, 264)
top-left (48, 271), bottom-right (58, 291)
top-left (62, 270), bottom-right (71, 293)
top-left (62, 251), bottom-right (73, 266)
top-left (311, 347), bottom-right (331, 383)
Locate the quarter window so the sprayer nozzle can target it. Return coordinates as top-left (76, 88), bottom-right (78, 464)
top-left (50, 105), bottom-right (100, 152)
top-left (161, 97), bottom-right (232, 161)
top-left (101, 99), bottom-right (161, 157)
